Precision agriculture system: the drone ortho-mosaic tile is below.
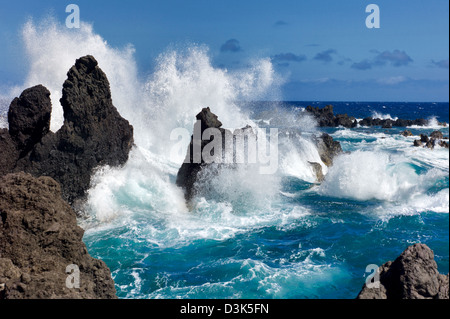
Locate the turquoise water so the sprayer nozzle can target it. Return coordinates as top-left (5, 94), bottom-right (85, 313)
top-left (82, 103), bottom-right (449, 299)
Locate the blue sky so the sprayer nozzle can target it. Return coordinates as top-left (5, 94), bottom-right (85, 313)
top-left (0, 0), bottom-right (448, 101)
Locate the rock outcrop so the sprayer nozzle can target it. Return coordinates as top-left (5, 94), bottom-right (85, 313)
top-left (315, 133), bottom-right (343, 167)
top-left (0, 172), bottom-right (117, 299)
top-left (305, 105), bottom-right (446, 128)
top-left (2, 55), bottom-right (134, 204)
top-left (176, 107), bottom-right (233, 201)
top-left (306, 105), bottom-right (357, 128)
top-left (0, 129), bottom-right (18, 177)
top-left (413, 131), bottom-right (448, 149)
top-left (8, 85), bottom-right (52, 157)
top-left (401, 130), bottom-right (413, 137)
top-left (357, 243), bottom-right (449, 299)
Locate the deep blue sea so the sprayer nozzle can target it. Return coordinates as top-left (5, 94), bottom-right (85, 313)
top-left (79, 101), bottom-right (449, 299)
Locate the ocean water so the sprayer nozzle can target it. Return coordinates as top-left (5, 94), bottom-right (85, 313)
top-left (79, 103), bottom-right (449, 299)
top-left (1, 19), bottom-right (448, 299)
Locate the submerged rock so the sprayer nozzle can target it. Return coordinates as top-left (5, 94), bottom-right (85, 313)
top-left (430, 131), bottom-right (444, 140)
top-left (401, 130), bottom-right (413, 137)
top-left (413, 139), bottom-right (423, 147)
top-left (420, 134), bottom-right (429, 143)
top-left (357, 243), bottom-right (449, 299)
top-left (3, 55), bottom-right (134, 204)
top-left (412, 131), bottom-right (448, 149)
top-left (0, 173), bottom-right (117, 299)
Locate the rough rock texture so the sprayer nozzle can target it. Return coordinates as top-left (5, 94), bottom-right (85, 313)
top-left (0, 172), bottom-right (117, 299)
top-left (382, 119), bottom-right (393, 129)
top-left (315, 133), bottom-right (343, 167)
top-left (430, 131), bottom-right (444, 140)
top-left (8, 85), bottom-right (52, 157)
top-left (357, 244), bottom-right (449, 299)
top-left (401, 130), bottom-right (413, 137)
top-left (304, 105), bottom-right (440, 128)
top-left (413, 139), bottom-right (423, 147)
top-left (176, 107), bottom-right (232, 201)
top-left (0, 129), bottom-right (18, 177)
top-left (413, 131), bottom-right (448, 149)
top-left (5, 55), bottom-right (134, 204)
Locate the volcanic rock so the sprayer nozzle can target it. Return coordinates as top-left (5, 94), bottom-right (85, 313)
top-left (420, 134), bottom-right (429, 143)
top-left (0, 129), bottom-right (18, 176)
top-left (7, 85), bottom-right (52, 157)
top-left (0, 172), bottom-right (117, 299)
top-left (315, 133), bottom-right (343, 167)
top-left (430, 131), bottom-right (444, 140)
top-left (394, 119), bottom-right (413, 127)
top-left (10, 55), bottom-right (134, 204)
top-left (176, 107), bottom-right (232, 201)
top-left (401, 130), bottom-right (413, 137)
top-left (305, 105), bottom-right (335, 127)
top-left (357, 243), bottom-right (449, 299)
top-left (439, 140), bottom-right (449, 148)
top-left (381, 119), bottom-right (393, 129)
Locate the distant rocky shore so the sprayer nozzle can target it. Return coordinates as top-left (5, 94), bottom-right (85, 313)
top-left (305, 104), bottom-right (448, 128)
top-left (0, 55), bottom-right (133, 299)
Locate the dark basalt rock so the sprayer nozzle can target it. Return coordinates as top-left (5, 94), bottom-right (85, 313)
top-left (413, 131), bottom-right (448, 149)
top-left (413, 118), bottom-right (428, 126)
top-left (7, 55), bottom-right (134, 204)
top-left (176, 107), bottom-right (232, 201)
top-left (0, 172), bottom-right (117, 299)
top-left (315, 133), bottom-right (343, 167)
top-left (439, 140), bottom-right (449, 148)
top-left (394, 119), bottom-right (413, 127)
top-left (305, 105), bottom-right (432, 128)
top-left (381, 119), bottom-right (393, 129)
top-left (8, 85), bottom-right (52, 157)
top-left (334, 113), bottom-right (355, 128)
top-left (0, 129), bottom-right (19, 176)
top-left (420, 134), bottom-right (429, 143)
top-left (401, 130), bottom-right (413, 137)
top-left (357, 243), bottom-right (449, 299)
top-left (426, 138), bottom-right (436, 149)
top-left (430, 131), bottom-right (444, 140)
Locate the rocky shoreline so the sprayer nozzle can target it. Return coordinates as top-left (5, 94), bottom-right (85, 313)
top-left (305, 104), bottom-right (448, 129)
top-left (0, 56), bottom-right (448, 299)
top-left (0, 56), bottom-right (133, 299)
